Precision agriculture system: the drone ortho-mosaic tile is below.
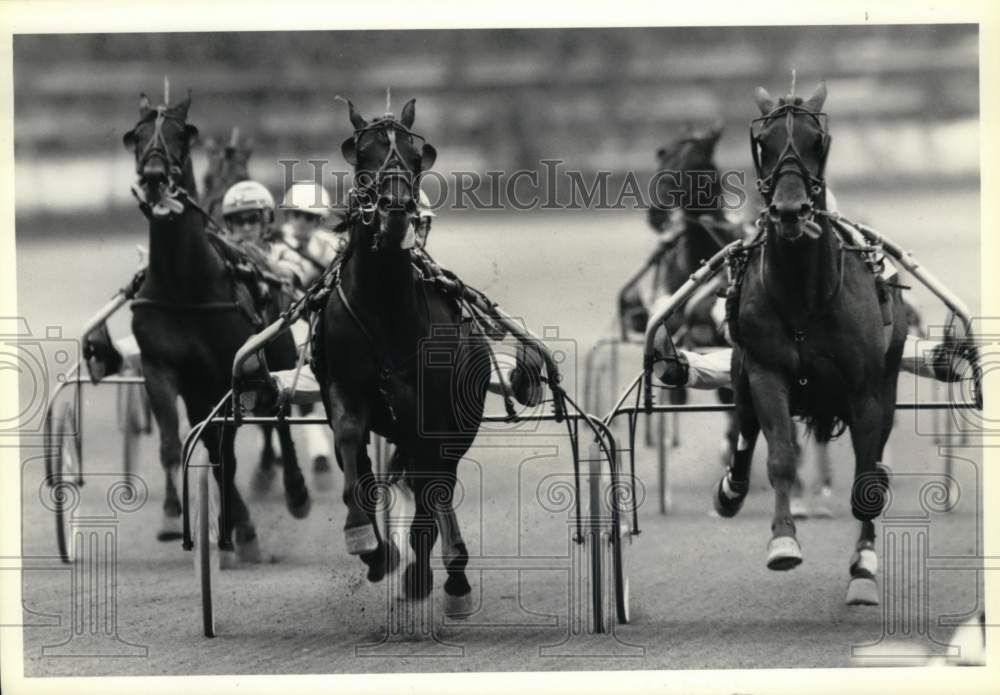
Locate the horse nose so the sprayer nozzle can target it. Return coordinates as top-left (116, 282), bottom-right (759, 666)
top-left (769, 201), bottom-right (812, 221)
top-left (141, 160), bottom-right (168, 186)
top-left (378, 193), bottom-right (415, 213)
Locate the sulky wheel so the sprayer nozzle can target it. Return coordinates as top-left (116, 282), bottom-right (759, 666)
top-left (192, 458), bottom-right (220, 637)
top-left (610, 517), bottom-right (632, 625)
top-left (48, 401), bottom-right (82, 563)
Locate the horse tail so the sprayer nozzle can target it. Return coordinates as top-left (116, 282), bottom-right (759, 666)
top-left (803, 413), bottom-right (847, 445)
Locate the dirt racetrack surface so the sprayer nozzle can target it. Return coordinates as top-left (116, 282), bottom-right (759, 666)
top-left (17, 191), bottom-right (984, 674)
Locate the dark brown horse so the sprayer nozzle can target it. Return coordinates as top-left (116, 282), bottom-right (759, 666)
top-left (648, 123), bottom-right (742, 458)
top-left (201, 127), bottom-right (253, 222)
top-left (313, 98), bottom-right (489, 614)
top-left (199, 129), bottom-right (290, 483)
top-left (713, 82), bottom-right (906, 605)
top-left (123, 92), bottom-right (310, 560)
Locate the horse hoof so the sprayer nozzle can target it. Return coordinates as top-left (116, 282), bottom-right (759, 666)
top-left (345, 524), bottom-right (379, 555)
top-left (401, 562), bottom-right (434, 601)
top-left (251, 466), bottom-right (276, 495)
top-left (790, 497), bottom-right (810, 519)
top-left (766, 535), bottom-right (803, 571)
top-left (157, 514), bottom-right (182, 542)
top-left (444, 591), bottom-right (475, 619)
top-left (312, 455), bottom-right (332, 473)
top-left (846, 576), bottom-right (880, 605)
top-left (362, 539), bottom-right (399, 584)
top-left (713, 473), bottom-right (748, 518)
top-left (286, 489), bottom-right (312, 519)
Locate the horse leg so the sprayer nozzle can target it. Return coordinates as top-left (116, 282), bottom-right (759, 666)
top-left (402, 472), bottom-right (438, 602)
top-left (846, 396), bottom-right (889, 605)
top-left (433, 466), bottom-right (473, 617)
top-left (198, 420), bottom-right (260, 565)
top-left (252, 424), bottom-right (279, 494)
top-left (714, 370), bottom-right (759, 517)
top-left (747, 370), bottom-right (801, 570)
top-left (326, 390), bottom-right (393, 579)
top-left (275, 422), bottom-right (311, 519)
top-left (717, 387), bottom-right (738, 467)
top-left (141, 363), bottom-right (183, 541)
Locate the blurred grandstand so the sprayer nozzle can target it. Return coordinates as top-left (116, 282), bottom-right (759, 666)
top-left (13, 25), bottom-right (978, 218)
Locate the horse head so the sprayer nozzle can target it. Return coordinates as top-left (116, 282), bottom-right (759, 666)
top-left (751, 81), bottom-right (830, 242)
top-left (339, 97), bottom-right (437, 252)
top-left (203, 128), bottom-right (253, 219)
top-left (649, 122), bottom-right (723, 233)
top-left (122, 91), bottom-right (199, 216)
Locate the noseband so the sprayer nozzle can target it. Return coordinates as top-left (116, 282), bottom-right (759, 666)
top-left (750, 104), bottom-right (830, 206)
top-left (348, 117), bottom-right (426, 250)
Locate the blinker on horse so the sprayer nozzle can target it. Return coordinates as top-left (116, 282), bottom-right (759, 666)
top-left (714, 81), bottom-right (907, 606)
top-left (122, 91), bottom-right (311, 560)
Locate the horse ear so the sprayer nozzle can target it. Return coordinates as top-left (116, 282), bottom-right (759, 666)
top-left (139, 93), bottom-right (151, 116)
top-left (656, 146), bottom-right (667, 161)
top-left (346, 99), bottom-right (367, 130)
top-left (804, 81), bottom-right (827, 112)
top-left (754, 86), bottom-right (775, 115)
top-left (420, 142), bottom-right (437, 171)
top-left (703, 121), bottom-right (724, 153)
top-left (341, 136), bottom-right (357, 166)
top-left (400, 98), bottom-right (416, 128)
top-left (173, 91), bottom-right (192, 120)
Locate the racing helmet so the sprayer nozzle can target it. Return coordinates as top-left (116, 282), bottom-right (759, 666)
top-left (222, 180), bottom-right (275, 222)
top-left (282, 182), bottom-right (331, 219)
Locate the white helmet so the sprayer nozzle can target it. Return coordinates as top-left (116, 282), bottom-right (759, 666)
top-left (282, 182), bottom-right (331, 218)
top-left (222, 180), bottom-right (275, 218)
top-left (418, 189), bottom-right (435, 219)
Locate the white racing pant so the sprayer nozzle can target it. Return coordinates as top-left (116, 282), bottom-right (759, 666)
top-left (656, 334), bottom-right (952, 390)
top-left (115, 326), bottom-right (333, 462)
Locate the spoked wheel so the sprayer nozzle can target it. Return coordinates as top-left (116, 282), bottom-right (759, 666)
top-left (47, 401), bottom-right (82, 563)
top-left (610, 518), bottom-right (632, 625)
top-left (192, 460), bottom-right (220, 638)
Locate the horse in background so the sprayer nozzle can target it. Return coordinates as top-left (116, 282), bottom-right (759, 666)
top-left (647, 123), bottom-right (743, 462)
top-left (122, 92), bottom-right (310, 560)
top-left (201, 127), bottom-right (253, 221)
top-left (714, 82), bottom-right (906, 605)
top-left (313, 97), bottom-right (489, 615)
top-left (198, 128), bottom-right (291, 483)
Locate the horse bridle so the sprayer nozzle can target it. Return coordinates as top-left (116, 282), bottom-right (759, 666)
top-left (750, 104), bottom-right (830, 206)
top-left (132, 107), bottom-right (189, 182)
top-left (127, 107), bottom-right (195, 218)
top-left (348, 117), bottom-right (426, 250)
